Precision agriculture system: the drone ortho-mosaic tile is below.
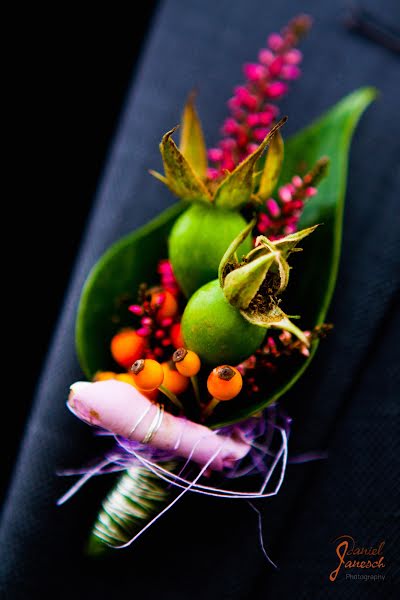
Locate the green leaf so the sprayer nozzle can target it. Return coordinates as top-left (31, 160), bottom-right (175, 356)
top-left (179, 93), bottom-right (208, 180)
top-left (158, 128), bottom-right (211, 204)
top-left (76, 203), bottom-right (185, 378)
top-left (211, 86), bottom-right (377, 426)
top-left (214, 117), bottom-right (287, 210)
top-left (257, 130), bottom-right (284, 200)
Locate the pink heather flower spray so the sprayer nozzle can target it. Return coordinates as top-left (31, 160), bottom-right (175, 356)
top-left (208, 14), bottom-right (312, 178)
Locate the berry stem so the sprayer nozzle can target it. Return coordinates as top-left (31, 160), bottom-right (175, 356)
top-left (190, 375), bottom-right (201, 406)
top-left (202, 397), bottom-right (220, 419)
top-left (158, 384), bottom-right (184, 411)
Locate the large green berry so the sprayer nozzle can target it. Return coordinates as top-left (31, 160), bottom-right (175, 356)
top-left (181, 279), bottom-right (266, 365)
top-left (168, 204), bottom-right (252, 297)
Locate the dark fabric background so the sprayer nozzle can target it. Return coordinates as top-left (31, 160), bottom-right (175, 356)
top-left (1, 1), bottom-right (399, 598)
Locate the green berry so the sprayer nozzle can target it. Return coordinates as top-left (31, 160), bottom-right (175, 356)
top-left (181, 279), bottom-right (266, 365)
top-left (168, 204), bottom-right (252, 297)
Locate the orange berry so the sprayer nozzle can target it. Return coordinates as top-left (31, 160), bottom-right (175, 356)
top-left (170, 322), bottom-right (185, 349)
top-left (172, 348), bottom-right (201, 377)
top-left (111, 329), bottom-right (146, 369)
top-left (115, 372), bottom-right (158, 401)
top-left (207, 365), bottom-right (242, 401)
top-left (161, 362), bottom-right (189, 395)
top-left (94, 371), bottom-right (116, 381)
top-left (151, 289), bottom-right (178, 320)
top-left (130, 359), bottom-right (164, 391)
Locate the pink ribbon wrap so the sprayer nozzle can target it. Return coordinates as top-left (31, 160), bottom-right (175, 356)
top-left (68, 380), bottom-right (250, 471)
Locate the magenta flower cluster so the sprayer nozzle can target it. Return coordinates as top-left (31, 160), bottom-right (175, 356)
top-left (208, 14), bottom-right (312, 179)
top-left (256, 173), bottom-right (317, 239)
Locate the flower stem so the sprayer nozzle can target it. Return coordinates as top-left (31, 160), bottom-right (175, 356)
top-left (202, 397), bottom-right (220, 419)
top-left (158, 385), bottom-right (184, 411)
top-left (190, 375), bottom-right (201, 406)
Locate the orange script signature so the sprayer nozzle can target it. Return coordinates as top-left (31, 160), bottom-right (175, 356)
top-left (329, 535), bottom-right (385, 582)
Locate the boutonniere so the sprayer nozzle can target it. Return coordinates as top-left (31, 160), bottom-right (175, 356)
top-left (59, 15), bottom-right (375, 563)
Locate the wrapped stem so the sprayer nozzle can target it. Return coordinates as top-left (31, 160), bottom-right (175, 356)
top-left (88, 461), bottom-right (176, 555)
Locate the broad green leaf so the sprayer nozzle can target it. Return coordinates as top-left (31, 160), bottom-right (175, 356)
top-left (212, 87), bottom-right (377, 426)
top-left (214, 117), bottom-right (287, 210)
top-left (76, 87), bottom-right (376, 427)
top-left (76, 203), bottom-right (185, 378)
top-left (257, 130), bottom-right (284, 200)
top-left (158, 129), bottom-right (211, 204)
top-left (179, 94), bottom-right (208, 180)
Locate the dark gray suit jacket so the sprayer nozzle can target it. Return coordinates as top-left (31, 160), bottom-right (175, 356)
top-left (1, 1), bottom-right (399, 598)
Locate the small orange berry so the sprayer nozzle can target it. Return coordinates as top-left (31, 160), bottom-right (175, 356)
top-left (111, 329), bottom-right (146, 369)
top-left (94, 371), bottom-right (116, 381)
top-left (115, 372), bottom-right (159, 401)
top-left (170, 322), bottom-right (185, 349)
top-left (130, 359), bottom-right (164, 391)
top-left (207, 365), bottom-right (242, 401)
top-left (151, 288), bottom-right (178, 320)
top-left (172, 348), bottom-right (201, 377)
top-left (161, 361), bottom-right (189, 395)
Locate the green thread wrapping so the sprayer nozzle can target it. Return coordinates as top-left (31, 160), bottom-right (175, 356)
top-left (88, 462), bottom-right (175, 554)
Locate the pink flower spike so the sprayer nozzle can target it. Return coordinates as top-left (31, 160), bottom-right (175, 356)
top-left (221, 155), bottom-right (237, 171)
top-left (284, 224), bottom-right (297, 234)
top-left (284, 48), bottom-right (302, 64)
top-left (154, 329), bottom-right (165, 339)
top-left (263, 103), bottom-right (280, 118)
top-left (233, 86), bottom-right (249, 102)
top-left (207, 167), bottom-right (220, 180)
top-left (257, 222), bottom-right (268, 234)
top-left (278, 185), bottom-right (293, 203)
top-left (266, 198), bottom-right (281, 218)
top-left (222, 117), bottom-right (239, 135)
top-left (268, 56), bottom-right (284, 77)
top-left (247, 113), bottom-right (260, 127)
top-left (265, 81), bottom-right (288, 98)
top-left (292, 175), bottom-right (303, 188)
top-left (281, 65), bottom-right (301, 80)
top-left (160, 317), bottom-right (173, 327)
top-left (253, 127), bottom-right (269, 142)
top-left (219, 138), bottom-right (236, 151)
top-left (141, 317), bottom-right (152, 327)
top-left (243, 63), bottom-right (267, 82)
top-left (207, 148), bottom-right (223, 162)
top-left (258, 48), bottom-right (274, 65)
top-left (227, 96), bottom-right (240, 111)
top-left (136, 327), bottom-right (151, 337)
top-left (268, 33), bottom-right (284, 52)
top-left (305, 186), bottom-right (317, 197)
top-left (128, 304), bottom-right (143, 316)
top-left (246, 143), bottom-right (259, 154)
top-left (258, 111), bottom-right (274, 126)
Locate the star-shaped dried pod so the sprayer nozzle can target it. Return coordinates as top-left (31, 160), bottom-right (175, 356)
top-left (150, 94), bottom-right (287, 210)
top-left (219, 221), bottom-right (319, 344)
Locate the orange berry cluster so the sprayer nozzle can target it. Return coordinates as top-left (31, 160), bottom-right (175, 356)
top-left (96, 346), bottom-right (244, 418)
